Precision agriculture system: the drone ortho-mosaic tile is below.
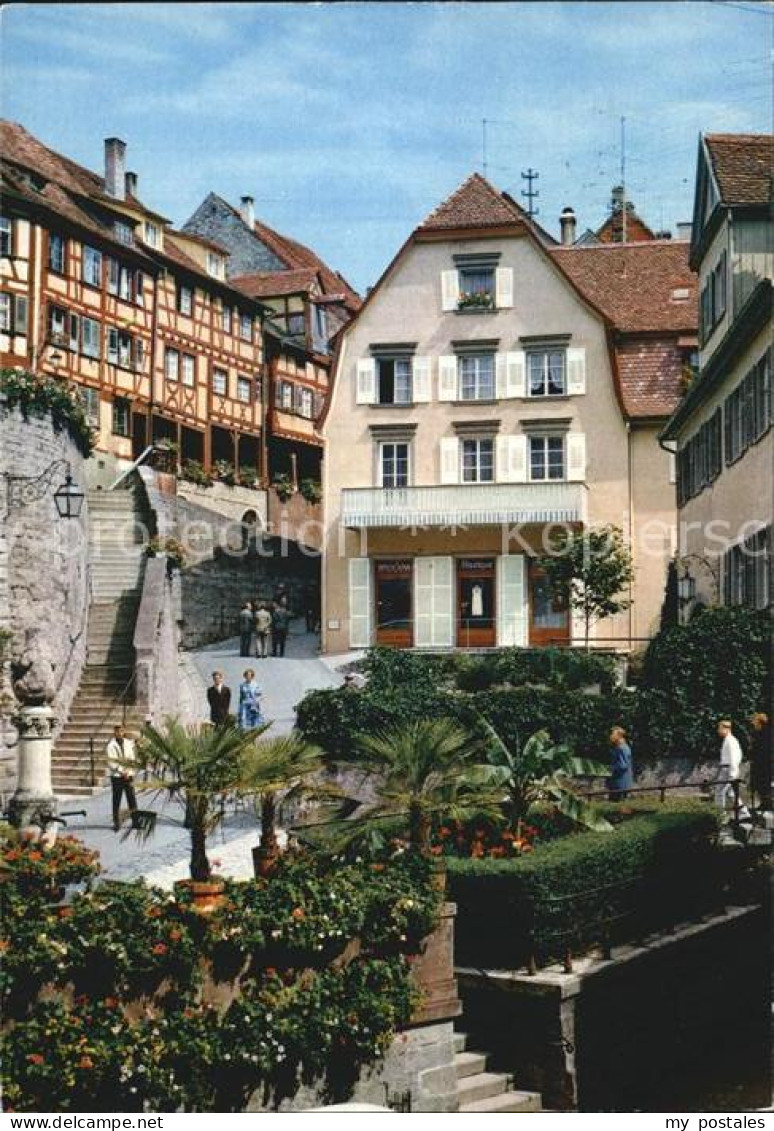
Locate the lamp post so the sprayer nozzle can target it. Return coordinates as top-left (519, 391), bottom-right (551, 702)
top-left (676, 554), bottom-right (720, 617)
top-left (5, 459), bottom-right (85, 836)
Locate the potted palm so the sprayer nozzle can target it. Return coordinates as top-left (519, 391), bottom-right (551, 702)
top-left (237, 730), bottom-right (339, 879)
top-left (131, 718), bottom-right (269, 912)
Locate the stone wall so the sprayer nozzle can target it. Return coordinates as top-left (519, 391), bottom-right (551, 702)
top-left (0, 399), bottom-right (90, 794)
top-left (133, 556), bottom-right (182, 727)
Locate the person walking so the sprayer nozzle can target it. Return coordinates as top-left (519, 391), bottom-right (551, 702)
top-left (749, 712), bottom-right (772, 811)
top-left (106, 724), bottom-right (139, 832)
top-left (271, 599), bottom-right (292, 658)
top-left (607, 726), bottom-right (634, 801)
top-left (716, 719), bottom-right (751, 820)
top-left (238, 601), bottom-right (254, 658)
top-left (237, 669), bottom-right (263, 730)
top-left (254, 603), bottom-right (273, 658)
top-left (206, 671), bottom-right (232, 726)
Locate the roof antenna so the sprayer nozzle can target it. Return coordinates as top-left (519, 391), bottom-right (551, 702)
top-left (521, 168), bottom-right (539, 218)
top-left (620, 116), bottom-right (627, 243)
top-left (482, 119), bottom-right (488, 177)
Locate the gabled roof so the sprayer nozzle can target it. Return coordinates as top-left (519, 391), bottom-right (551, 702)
top-left (704, 133), bottom-right (773, 207)
top-left (549, 241), bottom-right (697, 334)
top-left (416, 172), bottom-right (527, 233)
top-left (596, 209), bottom-right (657, 244)
top-left (231, 268), bottom-right (320, 300)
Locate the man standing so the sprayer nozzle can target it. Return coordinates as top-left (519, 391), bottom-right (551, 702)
top-left (239, 601), bottom-right (254, 657)
top-left (106, 724), bottom-right (139, 832)
top-left (207, 671), bottom-right (231, 726)
top-left (271, 599), bottom-right (292, 658)
top-left (716, 719), bottom-right (751, 820)
top-left (254, 604), bottom-right (272, 658)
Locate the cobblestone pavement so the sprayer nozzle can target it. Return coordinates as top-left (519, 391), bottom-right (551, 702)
top-left (59, 628), bottom-right (344, 886)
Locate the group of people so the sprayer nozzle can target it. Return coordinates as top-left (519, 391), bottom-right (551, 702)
top-left (239, 597), bottom-right (292, 659)
top-left (207, 669), bottom-right (263, 731)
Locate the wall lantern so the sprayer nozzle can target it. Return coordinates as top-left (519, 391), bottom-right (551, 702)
top-left (5, 459), bottom-right (84, 518)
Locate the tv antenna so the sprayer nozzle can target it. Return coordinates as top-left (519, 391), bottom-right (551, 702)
top-left (521, 168), bottom-right (540, 218)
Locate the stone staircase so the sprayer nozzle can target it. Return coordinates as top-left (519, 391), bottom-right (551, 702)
top-left (52, 485), bottom-right (147, 796)
top-left (454, 1031), bottom-right (542, 1113)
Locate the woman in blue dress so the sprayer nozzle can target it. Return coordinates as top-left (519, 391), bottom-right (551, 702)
top-left (607, 726), bottom-right (634, 801)
top-left (237, 669), bottom-right (263, 730)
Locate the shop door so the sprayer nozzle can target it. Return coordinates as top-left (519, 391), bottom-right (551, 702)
top-left (375, 560), bottom-right (413, 648)
top-left (529, 562), bottom-right (570, 646)
top-left (457, 558), bottom-right (496, 648)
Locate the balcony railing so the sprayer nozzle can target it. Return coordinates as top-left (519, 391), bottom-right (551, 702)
top-left (341, 482), bottom-right (586, 529)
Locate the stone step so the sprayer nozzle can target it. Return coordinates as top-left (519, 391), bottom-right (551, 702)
top-left (459, 1090), bottom-right (542, 1114)
top-left (456, 1073), bottom-right (514, 1106)
top-left (455, 1052), bottom-right (488, 1080)
top-left (453, 1032), bottom-right (468, 1055)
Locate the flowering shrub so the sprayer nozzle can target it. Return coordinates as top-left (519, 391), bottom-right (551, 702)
top-left (0, 835), bottom-right (99, 898)
top-left (1, 839), bottom-right (438, 1111)
top-left (1, 367), bottom-right (94, 456)
top-left (434, 818), bottom-right (538, 859)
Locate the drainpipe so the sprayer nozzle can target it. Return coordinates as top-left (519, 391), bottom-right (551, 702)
top-left (626, 420), bottom-right (634, 647)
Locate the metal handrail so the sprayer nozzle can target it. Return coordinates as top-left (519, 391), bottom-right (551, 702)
top-left (87, 669), bottom-right (137, 787)
top-left (108, 446), bottom-right (154, 491)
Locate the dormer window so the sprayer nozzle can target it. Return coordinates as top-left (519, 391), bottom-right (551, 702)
top-left (114, 219), bottom-right (133, 246)
top-left (0, 217), bottom-right (12, 257)
top-left (144, 221), bottom-right (160, 249)
top-left (207, 252), bottom-right (224, 279)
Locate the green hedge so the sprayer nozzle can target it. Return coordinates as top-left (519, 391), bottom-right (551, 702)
top-left (454, 648), bottom-right (617, 693)
top-left (448, 803), bottom-right (722, 970)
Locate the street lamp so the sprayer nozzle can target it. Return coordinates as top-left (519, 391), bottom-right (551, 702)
top-left (52, 473), bottom-right (85, 519)
top-left (5, 459), bottom-right (84, 517)
top-left (677, 572), bottom-right (696, 605)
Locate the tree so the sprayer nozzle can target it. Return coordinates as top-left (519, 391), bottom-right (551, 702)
top-left (474, 723), bottom-right (612, 835)
top-left (338, 718), bottom-right (502, 855)
top-left (659, 558), bottom-right (680, 632)
top-left (539, 525), bottom-right (634, 648)
top-left (132, 718), bottom-right (269, 882)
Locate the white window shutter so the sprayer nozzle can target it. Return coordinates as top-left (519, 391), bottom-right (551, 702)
top-left (439, 437), bottom-right (459, 485)
top-left (567, 347), bottom-right (586, 395)
top-left (495, 267), bottom-right (513, 309)
top-left (441, 270), bottom-right (459, 312)
top-left (668, 451), bottom-right (676, 484)
top-left (567, 432), bottom-right (587, 481)
top-left (506, 350), bottom-right (526, 398)
top-left (496, 434), bottom-right (527, 483)
top-left (497, 555), bottom-right (528, 647)
top-left (348, 558), bottom-right (372, 648)
top-left (412, 355), bottom-right (431, 403)
top-left (355, 358), bottom-right (376, 404)
top-left (438, 355), bottom-right (458, 401)
top-left (495, 352), bottom-right (507, 399)
top-left (415, 557), bottom-right (454, 648)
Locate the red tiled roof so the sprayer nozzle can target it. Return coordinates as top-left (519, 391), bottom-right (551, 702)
top-left (615, 340), bottom-right (685, 419)
top-left (596, 211), bottom-right (657, 243)
top-left (705, 134), bottom-right (773, 208)
top-left (417, 172), bottom-right (527, 232)
top-left (231, 268), bottom-right (319, 299)
top-left (550, 241), bottom-right (697, 333)
top-left (162, 234), bottom-right (208, 276)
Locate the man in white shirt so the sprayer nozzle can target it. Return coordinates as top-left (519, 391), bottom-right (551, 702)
top-left (716, 719), bottom-right (750, 820)
top-left (106, 724), bottom-right (138, 832)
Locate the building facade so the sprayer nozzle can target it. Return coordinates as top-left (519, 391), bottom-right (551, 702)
top-left (321, 175), bottom-right (696, 654)
top-left (661, 133), bottom-right (773, 616)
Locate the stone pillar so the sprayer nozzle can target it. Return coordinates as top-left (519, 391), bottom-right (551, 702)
top-left (8, 704), bottom-right (58, 836)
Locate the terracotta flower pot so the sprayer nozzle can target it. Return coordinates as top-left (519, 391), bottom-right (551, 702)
top-left (174, 877), bottom-right (225, 915)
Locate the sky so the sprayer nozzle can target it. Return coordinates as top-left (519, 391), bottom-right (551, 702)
top-left (1, 1), bottom-right (771, 294)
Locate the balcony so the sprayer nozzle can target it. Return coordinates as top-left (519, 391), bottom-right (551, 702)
top-left (341, 482), bottom-right (586, 529)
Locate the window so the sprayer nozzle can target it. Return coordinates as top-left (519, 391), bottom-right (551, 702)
top-left (83, 246), bottom-right (102, 288)
top-left (48, 304), bottom-right (67, 343)
top-left (119, 265), bottom-right (132, 301)
top-left (221, 304), bottom-right (232, 333)
top-left (459, 354), bottom-right (495, 401)
top-left (287, 312), bottom-right (305, 336)
top-left (0, 293), bottom-right (9, 332)
top-left (177, 284), bottom-right (193, 316)
top-left (461, 438), bottom-right (495, 483)
top-left (49, 233), bottom-right (66, 273)
top-left (135, 339), bottom-right (144, 370)
top-left (80, 317), bottom-right (101, 358)
top-left (112, 397), bottom-right (130, 438)
top-left (239, 312), bottom-right (253, 341)
top-left (723, 526), bottom-right (771, 610)
top-left (136, 272), bottom-right (145, 307)
top-left (724, 352), bottom-right (772, 465)
top-left (380, 442), bottom-right (409, 488)
top-left (458, 266), bottom-right (494, 308)
top-left (212, 368), bottom-right (228, 396)
top-left (107, 328), bottom-right (135, 368)
top-left (206, 252), bottom-right (223, 278)
top-left (107, 257), bottom-right (119, 295)
top-left (237, 376), bottom-right (252, 403)
top-left (278, 380), bottom-right (294, 410)
top-left (165, 348), bottom-right (179, 381)
top-left (699, 250), bottom-right (727, 344)
top-left (69, 313), bottom-right (80, 353)
top-left (377, 357), bottom-right (412, 405)
top-left (0, 217), bottom-right (11, 257)
top-left (79, 386), bottom-right (100, 428)
top-left (182, 354), bottom-right (195, 387)
top-left (298, 387), bottom-right (314, 418)
top-left (528, 350), bottom-right (566, 396)
top-left (313, 304), bottom-right (327, 343)
top-left (529, 436), bottom-right (565, 481)
top-left (13, 296), bottom-right (28, 336)
top-left (114, 220), bottom-right (133, 245)
top-left (144, 222), bottom-right (160, 249)
top-left (677, 408), bottom-right (722, 504)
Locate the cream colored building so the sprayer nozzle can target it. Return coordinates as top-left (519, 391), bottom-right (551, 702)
top-left (662, 134), bottom-right (772, 616)
top-left (321, 175), bottom-right (697, 654)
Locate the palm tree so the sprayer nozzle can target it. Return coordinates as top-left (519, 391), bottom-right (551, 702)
top-left (475, 722), bottom-right (612, 835)
top-left (340, 718), bottom-right (503, 855)
top-left (237, 731), bottom-right (339, 873)
top-left (133, 718), bottom-right (270, 882)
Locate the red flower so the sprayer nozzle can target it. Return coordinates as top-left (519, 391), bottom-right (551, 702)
top-left (430, 845), bottom-right (443, 856)
top-left (27, 851), bottom-right (43, 862)
top-left (146, 907), bottom-right (162, 919)
top-left (27, 1054), bottom-right (44, 1066)
top-left (104, 997), bottom-right (119, 1009)
top-left (152, 943), bottom-right (168, 956)
top-left (168, 929), bottom-right (182, 942)
top-left (77, 1056), bottom-right (94, 1070)
top-left (0, 940), bottom-right (9, 952)
top-left (291, 907), bottom-right (305, 921)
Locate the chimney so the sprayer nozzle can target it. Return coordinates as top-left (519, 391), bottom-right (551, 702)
top-left (559, 206), bottom-right (577, 247)
top-left (125, 170), bottom-right (138, 198)
top-left (104, 137), bottom-right (126, 199)
top-left (676, 222), bottom-right (693, 241)
top-left (240, 195), bottom-right (255, 229)
top-left (611, 184), bottom-right (625, 213)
